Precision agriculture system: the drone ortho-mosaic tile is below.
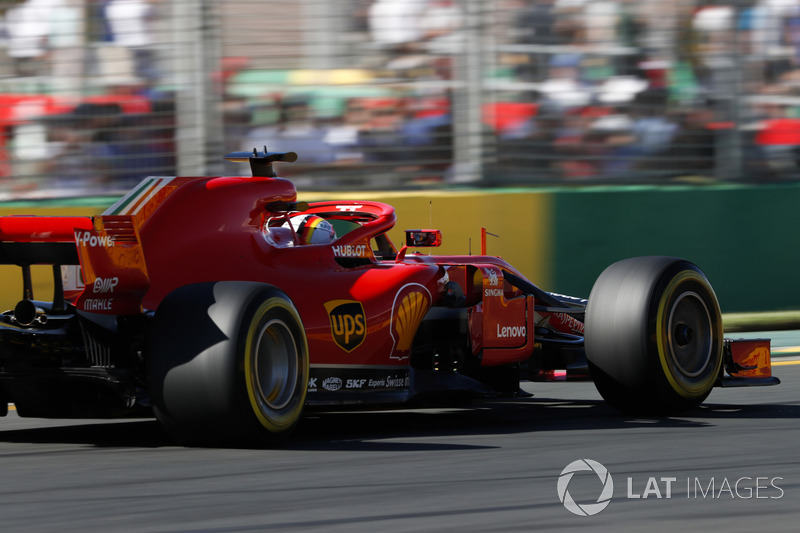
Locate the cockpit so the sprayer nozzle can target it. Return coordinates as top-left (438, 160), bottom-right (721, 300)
top-left (262, 200), bottom-right (398, 265)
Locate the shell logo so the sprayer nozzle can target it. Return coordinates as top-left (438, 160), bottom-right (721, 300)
top-left (390, 284), bottom-right (431, 359)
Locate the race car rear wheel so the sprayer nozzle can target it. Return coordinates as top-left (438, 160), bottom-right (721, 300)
top-left (584, 256), bottom-right (723, 414)
top-left (148, 282), bottom-right (309, 444)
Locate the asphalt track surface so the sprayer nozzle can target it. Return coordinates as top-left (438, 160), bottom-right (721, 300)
top-left (0, 339), bottom-right (798, 532)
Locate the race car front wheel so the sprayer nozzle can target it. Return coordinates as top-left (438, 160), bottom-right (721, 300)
top-left (148, 282), bottom-right (309, 445)
top-left (584, 256), bottom-right (723, 414)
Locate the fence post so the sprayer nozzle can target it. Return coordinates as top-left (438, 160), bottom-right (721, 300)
top-left (172, 0), bottom-right (224, 176)
top-left (451, 0), bottom-right (485, 184)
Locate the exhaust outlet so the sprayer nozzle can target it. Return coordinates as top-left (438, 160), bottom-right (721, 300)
top-left (13, 300), bottom-right (47, 326)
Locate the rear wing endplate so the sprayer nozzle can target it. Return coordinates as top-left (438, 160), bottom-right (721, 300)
top-left (74, 216), bottom-right (150, 315)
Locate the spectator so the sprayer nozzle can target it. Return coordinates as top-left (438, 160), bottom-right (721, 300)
top-left (105, 0), bottom-right (159, 82)
top-left (110, 111), bottom-right (175, 187)
top-left (48, 0), bottom-right (86, 94)
top-left (651, 107), bottom-right (717, 178)
top-left (400, 95), bottom-right (454, 180)
top-left (245, 95), bottom-right (333, 165)
top-left (497, 101), bottom-right (565, 181)
top-left (630, 88), bottom-right (678, 156)
top-left (368, 0), bottom-right (462, 73)
top-left (87, 0), bottom-right (114, 43)
top-left (514, 0), bottom-right (564, 46)
top-left (358, 98), bottom-right (409, 165)
top-left (368, 0), bottom-right (430, 56)
top-left (4, 0), bottom-right (53, 76)
top-left (39, 103), bottom-right (117, 192)
top-left (323, 98), bottom-right (372, 165)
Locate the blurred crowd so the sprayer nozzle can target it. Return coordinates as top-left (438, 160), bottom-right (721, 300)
top-left (3, 0), bottom-right (800, 196)
top-left (490, 0), bottom-right (800, 182)
top-left (223, 0), bottom-right (800, 185)
top-left (222, 93), bottom-right (456, 187)
top-left (36, 99), bottom-right (175, 189)
top-left (0, 0), bottom-right (176, 196)
top-left (1, 0), bottom-right (161, 84)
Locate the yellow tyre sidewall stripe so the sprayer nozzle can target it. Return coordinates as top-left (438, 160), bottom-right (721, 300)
top-left (243, 297), bottom-right (309, 433)
top-left (655, 270), bottom-right (723, 399)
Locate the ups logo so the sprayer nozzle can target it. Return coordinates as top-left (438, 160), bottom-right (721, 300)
top-left (324, 300), bottom-right (366, 353)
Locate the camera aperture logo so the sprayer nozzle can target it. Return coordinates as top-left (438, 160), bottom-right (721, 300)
top-left (557, 459), bottom-right (614, 516)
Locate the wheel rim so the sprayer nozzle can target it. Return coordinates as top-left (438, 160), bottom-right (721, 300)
top-left (253, 318), bottom-right (299, 411)
top-left (666, 291), bottom-right (713, 378)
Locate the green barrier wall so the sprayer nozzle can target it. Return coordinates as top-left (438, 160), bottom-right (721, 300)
top-left (549, 183), bottom-right (800, 313)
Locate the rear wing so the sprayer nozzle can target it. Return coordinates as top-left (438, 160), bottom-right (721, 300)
top-left (0, 216), bottom-right (93, 264)
top-left (0, 216), bottom-right (94, 310)
top-left (0, 215), bottom-right (149, 315)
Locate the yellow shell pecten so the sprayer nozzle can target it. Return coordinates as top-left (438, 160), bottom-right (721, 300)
top-left (394, 291), bottom-right (428, 352)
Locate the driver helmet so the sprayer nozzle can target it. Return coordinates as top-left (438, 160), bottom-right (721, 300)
top-left (282, 214), bottom-right (337, 244)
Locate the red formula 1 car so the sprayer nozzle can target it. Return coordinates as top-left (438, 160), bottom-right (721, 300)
top-left (0, 150), bottom-right (779, 443)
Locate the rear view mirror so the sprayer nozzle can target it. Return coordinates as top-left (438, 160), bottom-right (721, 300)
top-left (405, 229), bottom-right (442, 247)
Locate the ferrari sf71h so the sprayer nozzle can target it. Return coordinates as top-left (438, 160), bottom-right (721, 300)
top-left (0, 150), bottom-right (778, 443)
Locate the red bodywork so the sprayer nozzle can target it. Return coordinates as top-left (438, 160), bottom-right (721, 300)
top-left (13, 173), bottom-right (546, 373)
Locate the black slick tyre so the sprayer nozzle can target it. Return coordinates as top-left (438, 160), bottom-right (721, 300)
top-left (584, 256), bottom-right (723, 414)
top-left (148, 282), bottom-right (309, 445)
